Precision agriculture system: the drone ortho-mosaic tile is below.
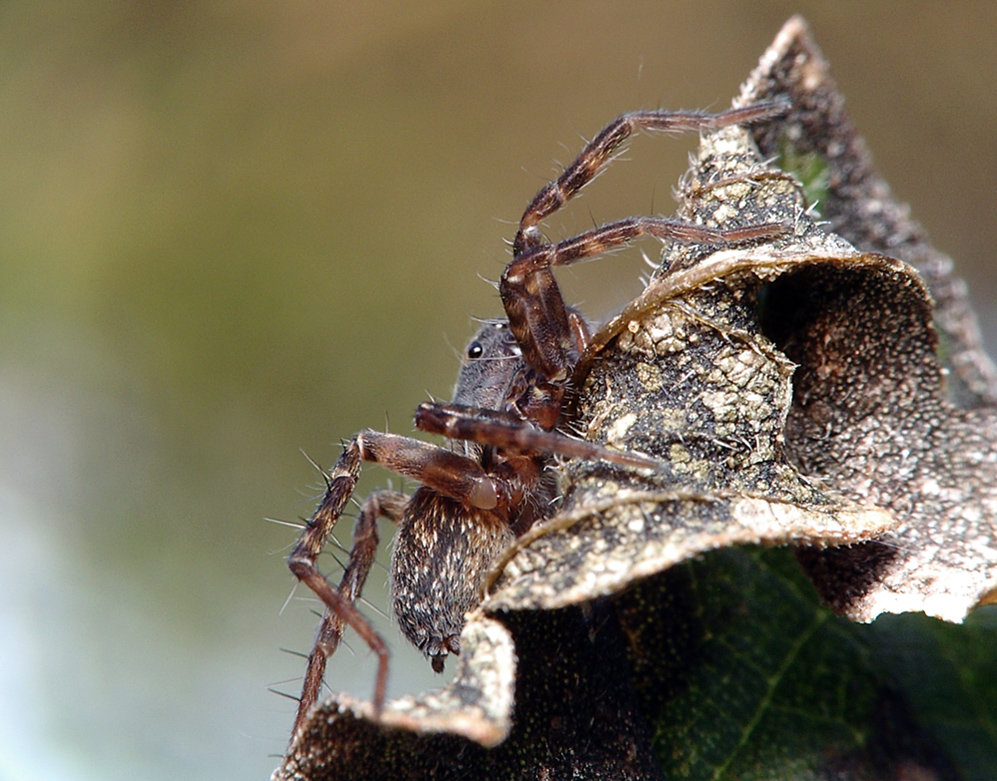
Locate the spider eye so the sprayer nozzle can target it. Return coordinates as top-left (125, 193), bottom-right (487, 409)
top-left (467, 341), bottom-right (484, 359)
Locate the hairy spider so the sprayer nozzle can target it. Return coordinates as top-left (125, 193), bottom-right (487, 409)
top-left (285, 100), bottom-right (788, 737)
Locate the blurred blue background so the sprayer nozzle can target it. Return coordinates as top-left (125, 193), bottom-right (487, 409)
top-left (0, 2), bottom-right (994, 779)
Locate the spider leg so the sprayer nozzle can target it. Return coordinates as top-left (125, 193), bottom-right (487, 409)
top-left (415, 401), bottom-right (658, 471)
top-left (513, 100), bottom-right (788, 254)
top-left (286, 437), bottom-right (390, 725)
top-left (501, 216), bottom-right (788, 384)
top-left (287, 430), bottom-right (514, 728)
top-left (292, 489), bottom-right (406, 738)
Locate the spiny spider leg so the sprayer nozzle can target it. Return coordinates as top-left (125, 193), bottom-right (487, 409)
top-left (416, 401), bottom-right (658, 471)
top-left (501, 216), bottom-right (788, 383)
top-left (293, 489), bottom-right (406, 738)
top-left (286, 440), bottom-right (389, 727)
top-left (513, 100), bottom-right (788, 254)
top-left (287, 430), bottom-right (517, 727)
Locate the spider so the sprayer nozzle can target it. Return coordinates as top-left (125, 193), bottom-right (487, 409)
top-left (285, 100), bottom-right (788, 737)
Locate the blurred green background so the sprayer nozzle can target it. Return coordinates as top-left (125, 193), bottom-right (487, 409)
top-left (0, 2), bottom-right (993, 779)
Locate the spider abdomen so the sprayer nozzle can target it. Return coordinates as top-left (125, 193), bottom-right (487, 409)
top-left (390, 486), bottom-right (514, 672)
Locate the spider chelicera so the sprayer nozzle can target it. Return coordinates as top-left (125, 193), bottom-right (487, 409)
top-left (285, 100), bottom-right (788, 738)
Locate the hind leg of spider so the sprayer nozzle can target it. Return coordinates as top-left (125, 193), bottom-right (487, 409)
top-left (287, 429), bottom-right (516, 737)
top-left (292, 489), bottom-right (407, 739)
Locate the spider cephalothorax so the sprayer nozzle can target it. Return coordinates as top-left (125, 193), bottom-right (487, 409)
top-left (284, 100), bottom-right (788, 738)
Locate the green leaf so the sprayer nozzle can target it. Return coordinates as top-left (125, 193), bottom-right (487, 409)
top-left (620, 547), bottom-right (995, 779)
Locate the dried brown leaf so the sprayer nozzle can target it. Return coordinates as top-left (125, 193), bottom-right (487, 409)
top-left (734, 15), bottom-right (997, 623)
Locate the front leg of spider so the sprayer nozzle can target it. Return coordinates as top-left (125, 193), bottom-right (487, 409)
top-left (501, 101), bottom-right (789, 390)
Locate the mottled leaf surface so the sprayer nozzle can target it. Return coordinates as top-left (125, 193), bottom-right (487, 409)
top-left (736, 15), bottom-right (997, 623)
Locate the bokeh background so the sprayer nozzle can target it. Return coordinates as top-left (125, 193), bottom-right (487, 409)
top-left (1, 2), bottom-right (994, 779)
